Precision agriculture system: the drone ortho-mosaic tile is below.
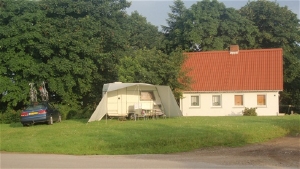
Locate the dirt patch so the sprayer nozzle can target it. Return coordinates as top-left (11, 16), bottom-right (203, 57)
top-left (171, 136), bottom-right (300, 168)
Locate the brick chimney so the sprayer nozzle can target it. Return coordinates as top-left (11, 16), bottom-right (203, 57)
top-left (230, 45), bottom-right (239, 54)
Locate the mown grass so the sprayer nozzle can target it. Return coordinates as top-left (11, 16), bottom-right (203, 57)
top-left (0, 115), bottom-right (299, 155)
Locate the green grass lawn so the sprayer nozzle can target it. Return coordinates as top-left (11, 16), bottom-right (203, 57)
top-left (1, 115), bottom-right (299, 155)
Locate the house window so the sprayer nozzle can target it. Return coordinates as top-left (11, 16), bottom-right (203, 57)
top-left (212, 95), bottom-right (221, 106)
top-left (234, 95), bottom-right (243, 106)
top-left (191, 95), bottom-right (200, 106)
top-left (140, 91), bottom-right (155, 101)
top-left (257, 95), bottom-right (266, 105)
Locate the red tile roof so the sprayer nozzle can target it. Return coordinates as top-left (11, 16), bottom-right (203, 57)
top-left (183, 48), bottom-right (283, 92)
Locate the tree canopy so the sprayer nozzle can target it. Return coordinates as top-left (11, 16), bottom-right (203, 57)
top-left (163, 0), bottom-right (258, 52)
top-left (1, 0), bottom-right (127, 109)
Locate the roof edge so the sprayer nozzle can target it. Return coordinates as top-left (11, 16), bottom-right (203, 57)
top-left (183, 90), bottom-right (282, 93)
top-left (183, 48), bottom-right (283, 55)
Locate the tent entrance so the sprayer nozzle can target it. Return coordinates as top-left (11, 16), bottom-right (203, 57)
top-left (107, 88), bottom-right (128, 117)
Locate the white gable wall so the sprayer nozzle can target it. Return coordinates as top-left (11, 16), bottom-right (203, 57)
top-left (180, 91), bottom-right (280, 116)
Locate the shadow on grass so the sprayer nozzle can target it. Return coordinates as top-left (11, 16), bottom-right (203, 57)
top-left (244, 115), bottom-right (299, 136)
top-left (98, 122), bottom-right (250, 155)
top-left (268, 115), bottom-right (300, 136)
top-left (8, 119), bottom-right (89, 128)
top-left (67, 118), bottom-right (89, 124)
top-left (9, 122), bottom-right (23, 128)
top-left (9, 121), bottom-right (56, 128)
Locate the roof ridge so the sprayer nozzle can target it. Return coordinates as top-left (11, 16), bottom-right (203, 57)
top-left (184, 48), bottom-right (282, 55)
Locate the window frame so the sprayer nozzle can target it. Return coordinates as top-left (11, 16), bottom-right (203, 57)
top-left (140, 91), bottom-right (155, 101)
top-left (257, 94), bottom-right (267, 106)
top-left (190, 95), bottom-right (200, 107)
top-left (212, 94), bottom-right (222, 107)
top-left (234, 94), bottom-right (244, 107)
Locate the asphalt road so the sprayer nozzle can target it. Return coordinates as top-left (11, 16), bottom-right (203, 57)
top-left (0, 153), bottom-right (280, 169)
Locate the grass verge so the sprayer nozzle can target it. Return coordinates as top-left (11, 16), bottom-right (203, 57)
top-left (1, 115), bottom-right (299, 155)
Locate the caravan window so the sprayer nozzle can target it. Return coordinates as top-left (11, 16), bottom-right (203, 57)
top-left (140, 91), bottom-right (155, 101)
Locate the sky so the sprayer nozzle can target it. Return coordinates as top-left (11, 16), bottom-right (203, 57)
top-left (126, 0), bottom-right (300, 29)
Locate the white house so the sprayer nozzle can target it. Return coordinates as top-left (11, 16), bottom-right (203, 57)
top-left (180, 46), bottom-right (283, 116)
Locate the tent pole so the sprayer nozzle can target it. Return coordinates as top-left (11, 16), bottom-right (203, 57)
top-left (106, 94), bottom-right (107, 124)
top-left (169, 87), bottom-right (170, 118)
top-left (138, 84), bottom-right (139, 105)
top-left (133, 84), bottom-right (139, 121)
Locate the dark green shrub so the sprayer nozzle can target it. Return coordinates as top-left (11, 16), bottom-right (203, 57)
top-left (66, 107), bottom-right (93, 119)
top-left (0, 109), bottom-right (21, 124)
top-left (56, 104), bottom-right (79, 120)
top-left (242, 107), bottom-right (257, 116)
top-left (66, 110), bottom-right (78, 119)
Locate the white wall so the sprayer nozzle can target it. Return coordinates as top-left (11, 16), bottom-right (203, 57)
top-left (107, 85), bottom-right (159, 116)
top-left (180, 91), bottom-right (280, 116)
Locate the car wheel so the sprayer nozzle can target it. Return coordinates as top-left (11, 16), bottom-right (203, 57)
top-left (57, 115), bottom-right (61, 123)
top-left (22, 123), bottom-right (29, 127)
top-left (48, 116), bottom-right (53, 125)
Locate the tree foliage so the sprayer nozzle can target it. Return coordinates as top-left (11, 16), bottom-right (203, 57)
top-left (0, 0), bottom-right (45, 109)
top-left (124, 11), bottom-right (164, 50)
top-left (0, 0), bottom-right (144, 111)
top-left (163, 0), bottom-right (258, 52)
top-left (162, 0), bottom-right (188, 53)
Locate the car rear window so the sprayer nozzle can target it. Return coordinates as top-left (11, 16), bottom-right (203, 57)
top-left (25, 104), bottom-right (46, 111)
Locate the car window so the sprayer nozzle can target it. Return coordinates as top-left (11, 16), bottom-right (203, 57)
top-left (25, 104), bottom-right (46, 111)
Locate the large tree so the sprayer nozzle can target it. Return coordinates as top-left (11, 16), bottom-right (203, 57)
top-left (0, 0), bottom-right (47, 110)
top-left (36, 0), bottom-right (132, 106)
top-left (163, 0), bottom-right (258, 52)
top-left (162, 0), bottom-right (189, 53)
top-left (0, 0), bottom-right (132, 111)
top-left (124, 11), bottom-right (164, 50)
top-left (240, 0), bottom-right (300, 106)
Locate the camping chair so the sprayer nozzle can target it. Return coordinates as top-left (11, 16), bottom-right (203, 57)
top-left (134, 109), bottom-right (146, 121)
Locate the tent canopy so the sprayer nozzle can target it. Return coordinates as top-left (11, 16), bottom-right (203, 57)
top-left (88, 82), bottom-right (182, 122)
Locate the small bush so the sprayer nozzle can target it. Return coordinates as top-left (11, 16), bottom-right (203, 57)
top-left (0, 109), bottom-right (21, 124)
top-left (56, 104), bottom-right (81, 120)
top-left (243, 107), bottom-right (257, 116)
top-left (66, 107), bottom-right (93, 119)
top-left (66, 110), bottom-right (78, 119)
